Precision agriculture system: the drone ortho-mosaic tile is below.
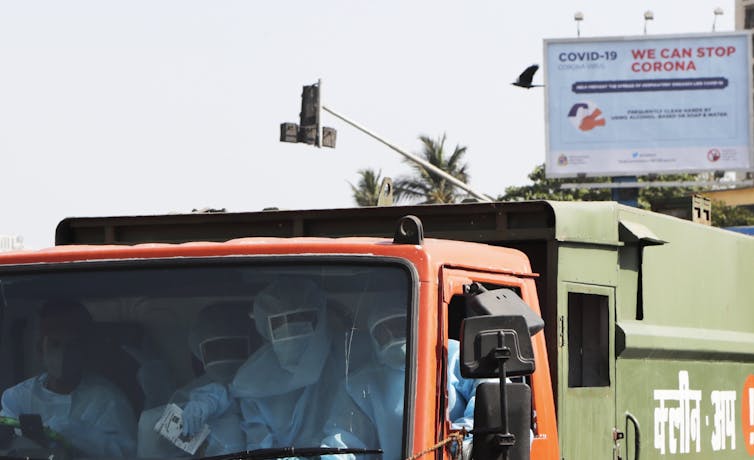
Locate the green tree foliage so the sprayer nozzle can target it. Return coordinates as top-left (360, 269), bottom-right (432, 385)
top-left (635, 172), bottom-right (701, 209)
top-left (501, 163), bottom-right (754, 228)
top-left (349, 168), bottom-right (383, 207)
top-left (711, 200), bottom-right (754, 227)
top-left (498, 164), bottom-right (610, 201)
top-left (394, 134), bottom-right (470, 204)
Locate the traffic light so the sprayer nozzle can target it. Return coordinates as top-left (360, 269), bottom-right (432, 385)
top-left (322, 126), bottom-right (337, 148)
top-left (280, 123), bottom-right (299, 143)
top-left (279, 80), bottom-right (336, 148)
top-left (299, 84), bottom-right (319, 130)
top-left (298, 84), bottom-right (320, 145)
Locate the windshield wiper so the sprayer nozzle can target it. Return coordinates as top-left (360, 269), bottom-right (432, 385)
top-left (200, 446), bottom-right (383, 460)
top-left (0, 456), bottom-right (48, 460)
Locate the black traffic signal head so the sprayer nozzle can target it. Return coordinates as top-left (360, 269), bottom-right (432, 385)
top-left (299, 84), bottom-right (320, 129)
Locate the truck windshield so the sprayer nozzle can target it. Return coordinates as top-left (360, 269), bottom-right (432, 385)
top-left (0, 259), bottom-right (412, 460)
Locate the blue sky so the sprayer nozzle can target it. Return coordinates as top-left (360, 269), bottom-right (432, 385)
top-left (0, 1), bottom-right (735, 248)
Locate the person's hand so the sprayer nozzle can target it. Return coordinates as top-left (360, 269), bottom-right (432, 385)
top-left (181, 401), bottom-right (209, 437)
top-left (45, 415), bottom-right (69, 435)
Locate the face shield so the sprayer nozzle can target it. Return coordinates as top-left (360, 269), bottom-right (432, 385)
top-left (199, 335), bottom-right (251, 383)
top-left (268, 309), bottom-right (319, 343)
top-left (252, 279), bottom-right (328, 372)
top-left (369, 313), bottom-right (407, 371)
top-left (189, 302), bottom-right (255, 383)
top-left (266, 308), bottom-right (319, 368)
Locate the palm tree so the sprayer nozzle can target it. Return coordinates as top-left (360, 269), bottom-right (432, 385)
top-left (394, 134), bottom-right (470, 204)
top-left (349, 168), bottom-right (383, 207)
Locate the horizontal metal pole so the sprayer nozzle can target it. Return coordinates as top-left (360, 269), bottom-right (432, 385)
top-left (560, 180), bottom-right (754, 190)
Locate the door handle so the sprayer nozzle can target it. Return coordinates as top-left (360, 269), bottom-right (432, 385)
top-left (625, 412), bottom-right (641, 460)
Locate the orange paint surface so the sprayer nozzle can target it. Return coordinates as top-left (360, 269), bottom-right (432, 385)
top-left (0, 236), bottom-right (559, 459)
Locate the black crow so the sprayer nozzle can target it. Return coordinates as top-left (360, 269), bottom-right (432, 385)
top-left (512, 64), bottom-right (543, 88)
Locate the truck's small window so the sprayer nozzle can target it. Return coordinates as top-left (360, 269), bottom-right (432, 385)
top-left (447, 284), bottom-right (522, 341)
top-left (567, 292), bottom-right (609, 388)
top-left (445, 283), bottom-right (536, 435)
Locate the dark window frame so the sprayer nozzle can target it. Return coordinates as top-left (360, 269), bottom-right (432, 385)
top-left (567, 292), bottom-right (610, 388)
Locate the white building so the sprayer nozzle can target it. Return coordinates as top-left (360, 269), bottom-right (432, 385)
top-left (735, 1), bottom-right (754, 183)
top-left (735, 0), bottom-right (754, 29)
top-left (0, 235), bottom-right (23, 252)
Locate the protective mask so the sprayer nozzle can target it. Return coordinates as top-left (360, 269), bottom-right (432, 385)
top-left (268, 315), bottom-right (317, 371)
top-left (378, 340), bottom-right (406, 371)
top-left (205, 359), bottom-right (245, 384)
top-left (43, 344), bottom-right (84, 385)
top-left (272, 336), bottom-right (309, 370)
top-left (267, 309), bottom-right (318, 343)
top-left (199, 336), bottom-right (250, 383)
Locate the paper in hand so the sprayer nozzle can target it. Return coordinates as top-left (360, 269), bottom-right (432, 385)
top-left (154, 403), bottom-right (211, 455)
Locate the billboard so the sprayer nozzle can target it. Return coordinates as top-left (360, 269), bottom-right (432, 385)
top-left (544, 32), bottom-right (753, 178)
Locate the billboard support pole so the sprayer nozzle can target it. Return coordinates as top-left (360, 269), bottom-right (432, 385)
top-left (611, 176), bottom-right (639, 207)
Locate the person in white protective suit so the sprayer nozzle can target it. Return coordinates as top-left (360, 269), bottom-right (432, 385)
top-left (320, 302), bottom-right (484, 460)
top-left (230, 278), bottom-right (344, 450)
top-left (0, 299), bottom-right (137, 457)
top-left (319, 303), bottom-right (407, 460)
top-left (137, 301), bottom-right (260, 457)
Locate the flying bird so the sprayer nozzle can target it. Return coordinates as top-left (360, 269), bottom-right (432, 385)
top-left (512, 64), bottom-right (543, 89)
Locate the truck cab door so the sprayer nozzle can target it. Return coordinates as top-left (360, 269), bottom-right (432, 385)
top-left (558, 282), bottom-right (617, 460)
top-left (440, 268), bottom-right (560, 459)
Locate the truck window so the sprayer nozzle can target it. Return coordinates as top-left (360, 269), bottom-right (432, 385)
top-left (567, 292), bottom-right (609, 387)
top-left (445, 284), bottom-right (534, 436)
top-left (447, 284), bottom-right (522, 340)
top-left (0, 259), bottom-right (412, 460)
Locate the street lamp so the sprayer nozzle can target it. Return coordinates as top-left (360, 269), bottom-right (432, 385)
top-left (713, 7), bottom-right (724, 31)
top-left (574, 12), bottom-right (584, 38)
top-left (644, 10), bottom-right (654, 35)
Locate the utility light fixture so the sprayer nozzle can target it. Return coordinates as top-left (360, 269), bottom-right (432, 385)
top-left (713, 7), bottom-right (724, 31)
top-left (574, 12), bottom-right (584, 38)
top-left (644, 10), bottom-right (654, 35)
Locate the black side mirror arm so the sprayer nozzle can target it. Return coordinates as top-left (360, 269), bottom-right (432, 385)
top-left (493, 331), bottom-right (515, 457)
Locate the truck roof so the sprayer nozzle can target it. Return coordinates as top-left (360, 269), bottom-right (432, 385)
top-left (50, 198), bottom-right (754, 246)
top-left (54, 200), bottom-right (609, 246)
top-left (0, 236), bottom-right (536, 279)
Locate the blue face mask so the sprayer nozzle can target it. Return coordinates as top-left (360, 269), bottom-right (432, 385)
top-left (272, 337), bottom-right (309, 369)
top-left (43, 338), bottom-right (84, 386)
top-left (378, 340), bottom-right (406, 371)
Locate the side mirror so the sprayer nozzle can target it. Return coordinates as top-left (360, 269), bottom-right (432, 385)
top-left (459, 313), bottom-right (537, 460)
top-left (460, 315), bottom-right (535, 379)
top-left (474, 382), bottom-right (531, 460)
top-left (464, 284), bottom-right (543, 335)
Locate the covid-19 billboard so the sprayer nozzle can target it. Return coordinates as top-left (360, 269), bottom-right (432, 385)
top-left (544, 32), bottom-right (753, 178)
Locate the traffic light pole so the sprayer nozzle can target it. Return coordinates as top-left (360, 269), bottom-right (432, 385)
top-left (317, 78), bottom-right (323, 148)
top-left (321, 105), bottom-right (494, 203)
